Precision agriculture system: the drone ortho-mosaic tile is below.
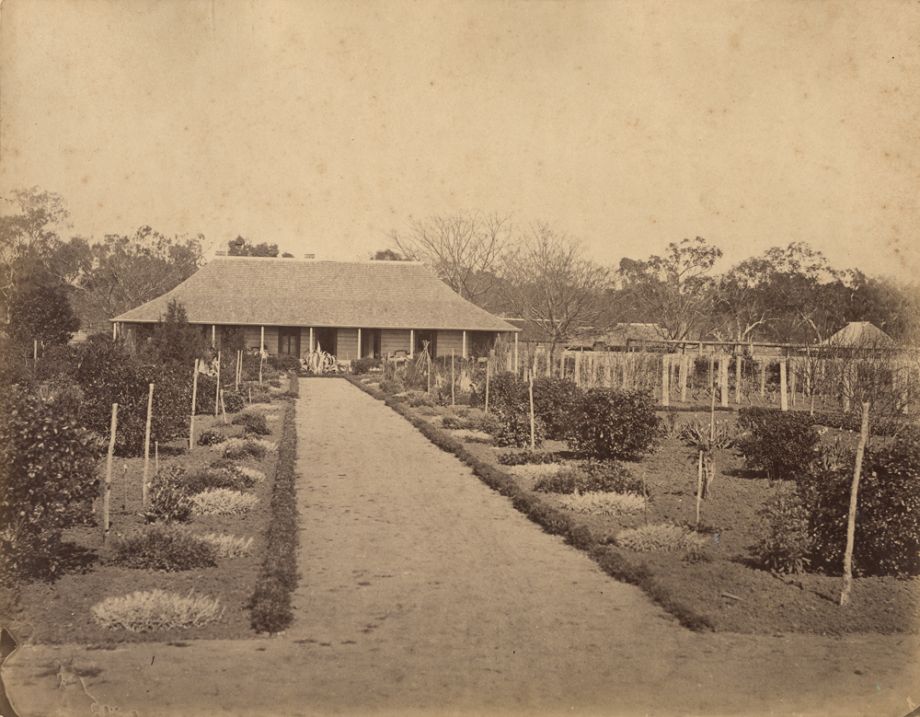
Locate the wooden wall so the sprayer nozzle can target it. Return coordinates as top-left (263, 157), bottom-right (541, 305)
top-left (336, 328), bottom-right (359, 360)
top-left (437, 330), bottom-right (463, 357)
top-left (381, 329), bottom-right (411, 355)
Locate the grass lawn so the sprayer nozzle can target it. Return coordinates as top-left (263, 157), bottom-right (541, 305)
top-left (0, 383), bottom-right (293, 645)
top-left (357, 376), bottom-right (920, 636)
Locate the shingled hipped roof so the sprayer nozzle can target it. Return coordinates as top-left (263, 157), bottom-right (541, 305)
top-left (113, 257), bottom-right (518, 332)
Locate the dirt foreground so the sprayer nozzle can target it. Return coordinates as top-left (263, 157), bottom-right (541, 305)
top-left (4, 378), bottom-right (918, 716)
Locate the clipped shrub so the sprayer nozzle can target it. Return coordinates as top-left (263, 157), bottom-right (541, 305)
top-left (353, 357), bottom-right (382, 374)
top-left (797, 434), bottom-right (920, 576)
top-left (111, 525), bottom-right (217, 571)
top-left (379, 378), bottom-right (404, 395)
top-left (267, 355), bottom-right (300, 372)
top-left (567, 388), bottom-right (660, 460)
top-left (488, 372), bottom-right (527, 416)
top-left (232, 411), bottom-right (270, 436)
top-left (615, 523), bottom-right (706, 553)
top-left (494, 411), bottom-right (545, 448)
top-left (497, 449), bottom-right (564, 466)
top-left (532, 377), bottom-right (581, 440)
top-left (191, 489), bottom-right (259, 516)
top-left (91, 589), bottom-right (224, 632)
top-left (752, 488), bottom-right (812, 574)
top-left (197, 428), bottom-right (226, 446)
top-left (441, 415), bottom-right (463, 430)
top-left (0, 386), bottom-right (103, 579)
top-left (475, 413), bottom-right (501, 435)
top-left (237, 466), bottom-right (266, 484)
top-left (558, 491), bottom-right (646, 515)
top-left (534, 460), bottom-right (643, 495)
top-left (736, 407), bottom-right (819, 480)
top-left (223, 391), bottom-right (245, 414)
top-left (200, 532), bottom-right (254, 558)
top-left (407, 393), bottom-right (434, 408)
top-left (143, 467), bottom-right (193, 523)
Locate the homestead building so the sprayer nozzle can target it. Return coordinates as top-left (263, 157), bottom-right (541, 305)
top-left (112, 255), bottom-right (518, 360)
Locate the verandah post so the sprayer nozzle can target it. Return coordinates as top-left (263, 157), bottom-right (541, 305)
top-left (462, 330), bottom-right (468, 359)
top-left (409, 329), bottom-right (415, 358)
top-left (450, 348), bottom-right (455, 406)
top-left (485, 357), bottom-right (491, 414)
top-left (142, 382), bottom-right (154, 508)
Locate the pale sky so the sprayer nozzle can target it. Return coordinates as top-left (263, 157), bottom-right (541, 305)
top-left (2, 0), bottom-right (919, 279)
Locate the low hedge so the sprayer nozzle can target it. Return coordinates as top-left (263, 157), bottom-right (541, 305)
top-left (347, 376), bottom-right (712, 631)
top-left (248, 376), bottom-right (300, 633)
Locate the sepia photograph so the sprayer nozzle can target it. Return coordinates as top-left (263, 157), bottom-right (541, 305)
top-left (1, 1), bottom-right (919, 715)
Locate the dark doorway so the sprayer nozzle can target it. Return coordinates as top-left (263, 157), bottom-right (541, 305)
top-left (360, 329), bottom-right (381, 358)
top-left (278, 327), bottom-right (301, 357)
top-left (313, 327), bottom-right (337, 356)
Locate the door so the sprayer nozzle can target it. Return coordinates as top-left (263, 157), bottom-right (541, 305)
top-left (278, 327), bottom-right (301, 357)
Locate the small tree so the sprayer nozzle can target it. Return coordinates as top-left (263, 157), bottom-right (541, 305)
top-left (8, 283), bottom-right (80, 347)
top-left (149, 299), bottom-right (205, 366)
top-left (0, 386), bottom-right (103, 578)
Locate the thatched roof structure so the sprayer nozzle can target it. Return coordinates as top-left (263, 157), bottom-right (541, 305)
top-left (821, 321), bottom-right (895, 349)
top-left (114, 257), bottom-right (517, 332)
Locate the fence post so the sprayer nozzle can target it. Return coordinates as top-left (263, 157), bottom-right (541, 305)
top-left (574, 351), bottom-right (581, 387)
top-left (720, 353), bottom-right (729, 408)
top-left (840, 402), bottom-right (870, 606)
top-left (779, 358), bottom-right (788, 412)
top-left (661, 354), bottom-right (670, 407)
top-left (790, 359), bottom-right (798, 408)
top-left (142, 382), bottom-right (154, 508)
top-left (679, 353), bottom-right (689, 403)
top-left (760, 358), bottom-right (766, 399)
top-left (104, 403), bottom-right (118, 544)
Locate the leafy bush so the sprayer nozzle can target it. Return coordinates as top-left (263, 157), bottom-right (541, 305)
top-left (494, 411), bottom-right (545, 448)
top-left (91, 589), bottom-right (223, 632)
top-left (736, 407), bottom-right (819, 480)
top-left (0, 386), bottom-right (103, 579)
top-left (407, 393), bottom-right (434, 408)
top-left (200, 532), bottom-right (254, 558)
top-left (353, 357), bottom-right (382, 374)
top-left (615, 523), bottom-right (706, 553)
top-left (534, 460), bottom-right (643, 494)
top-left (232, 411), bottom-right (270, 436)
top-left (475, 413), bottom-right (501, 435)
top-left (143, 467), bottom-right (193, 523)
top-left (677, 418), bottom-right (739, 449)
top-left (532, 377), bottom-right (581, 440)
top-left (111, 526), bottom-right (217, 571)
top-left (268, 355), bottom-right (300, 372)
top-left (379, 378), bottom-right (404, 394)
top-left (441, 415), bottom-right (463, 430)
top-left (197, 428), bottom-right (226, 446)
top-left (223, 391), bottom-right (245, 414)
top-left (558, 491), bottom-right (646, 515)
top-left (797, 434), bottom-right (920, 576)
top-left (752, 489), bottom-right (812, 574)
top-left (497, 449), bottom-right (564, 466)
top-left (488, 372), bottom-right (527, 416)
top-left (191, 489), bottom-right (259, 516)
top-left (567, 389), bottom-right (660, 460)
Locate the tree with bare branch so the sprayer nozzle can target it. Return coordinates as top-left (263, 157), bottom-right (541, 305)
top-left (500, 223), bottom-right (610, 365)
top-left (389, 212), bottom-right (510, 305)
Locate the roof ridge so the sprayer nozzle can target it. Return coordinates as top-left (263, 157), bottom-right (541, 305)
top-left (211, 255), bottom-right (426, 266)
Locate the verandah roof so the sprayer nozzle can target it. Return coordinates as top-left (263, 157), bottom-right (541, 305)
top-left (113, 257), bottom-right (518, 333)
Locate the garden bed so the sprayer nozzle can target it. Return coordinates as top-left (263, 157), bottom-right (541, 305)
top-left (0, 382), bottom-right (296, 644)
top-left (350, 377), bottom-right (920, 635)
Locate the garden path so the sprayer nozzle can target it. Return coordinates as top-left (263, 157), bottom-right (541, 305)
top-left (4, 378), bottom-right (918, 716)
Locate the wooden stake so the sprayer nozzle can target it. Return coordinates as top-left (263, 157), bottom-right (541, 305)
top-left (484, 359), bottom-right (490, 415)
top-left (155, 441), bottom-right (159, 476)
top-left (695, 450), bottom-right (703, 527)
top-left (103, 403), bottom-right (118, 543)
top-left (122, 462), bottom-right (128, 512)
top-left (426, 350), bottom-right (432, 395)
top-left (33, 339), bottom-right (38, 365)
top-left (220, 389), bottom-right (227, 424)
top-left (661, 354), bottom-right (670, 407)
top-left (735, 352), bottom-right (743, 404)
top-left (840, 402), bottom-right (871, 607)
top-left (679, 353), bottom-right (688, 403)
top-left (214, 351), bottom-right (221, 417)
top-left (528, 369), bottom-right (536, 450)
top-left (142, 382), bottom-right (154, 508)
top-left (189, 359), bottom-right (199, 449)
top-left (258, 350), bottom-right (263, 385)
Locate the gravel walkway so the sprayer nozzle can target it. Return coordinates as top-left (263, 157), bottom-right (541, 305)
top-left (4, 378), bottom-right (917, 716)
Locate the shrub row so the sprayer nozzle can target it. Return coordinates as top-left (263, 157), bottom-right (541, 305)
top-left (347, 376), bottom-right (712, 631)
top-left (534, 461), bottom-right (645, 495)
top-left (249, 379), bottom-right (300, 633)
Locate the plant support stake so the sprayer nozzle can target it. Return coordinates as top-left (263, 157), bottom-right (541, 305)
top-left (142, 382), bottom-right (154, 508)
top-left (103, 403), bottom-right (118, 544)
top-left (840, 401), bottom-right (871, 606)
top-left (189, 358), bottom-right (199, 449)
